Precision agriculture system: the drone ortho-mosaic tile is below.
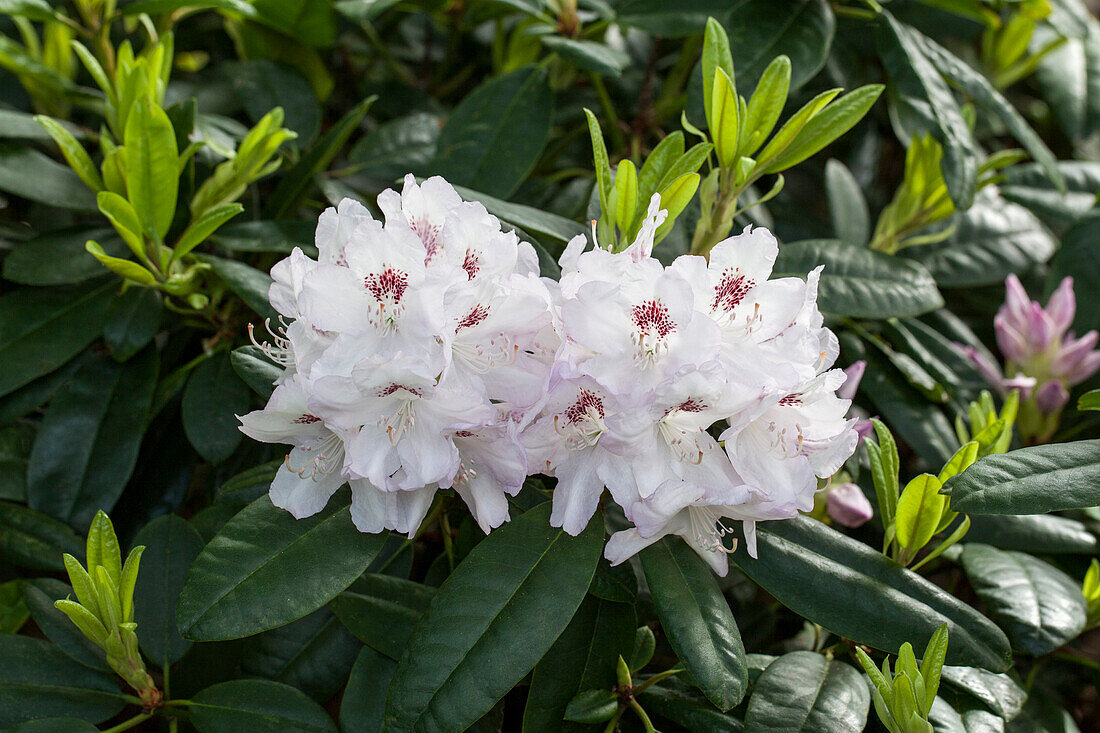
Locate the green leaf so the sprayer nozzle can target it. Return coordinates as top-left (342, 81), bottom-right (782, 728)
top-left (637, 683), bottom-right (745, 732)
top-left (732, 517), bottom-right (1012, 671)
top-left (0, 579), bottom-right (28, 633)
top-left (895, 474), bottom-right (946, 551)
top-left (0, 143), bottom-right (97, 210)
top-left (27, 348), bottom-right (157, 528)
top-left (173, 203), bottom-right (244, 263)
top-left (1, 719), bottom-right (101, 732)
top-left (711, 69), bottom-right (739, 168)
top-left (85, 240), bottom-right (157, 285)
top-left (22, 578), bottom-right (107, 670)
top-left (1050, 212), bottom-right (1100, 334)
top-left (182, 352), bottom-right (251, 463)
top-left (940, 665), bottom-right (1026, 721)
top-left (450, 182), bottom-right (587, 244)
top-left (542, 36), bottom-right (630, 77)
top-left (103, 287), bottom-right (162, 362)
top-left (617, 0), bottom-right (734, 36)
top-left (522, 595), bottom-right (636, 733)
top-left (0, 109), bottom-right (87, 141)
top-left (760, 84), bottom-right (883, 173)
top-left (330, 574), bottom-right (436, 660)
top-left (229, 59), bottom-right (320, 144)
top-left (1001, 161), bottom-right (1100, 229)
top-left (217, 460), bottom-right (282, 505)
top-left (348, 112), bottom-right (440, 181)
top-left (1033, 19), bottom-right (1100, 141)
top-left (903, 194), bottom-right (1056, 288)
top-left (241, 608), bottom-right (360, 701)
top-left (564, 689), bottom-right (619, 724)
top-left (966, 514), bottom-right (1098, 555)
top-left (702, 17), bottom-right (734, 137)
top-left (0, 423), bottom-right (35, 501)
top-left (177, 490), bottom-right (387, 640)
top-left (189, 679), bottom-right (338, 733)
top-left (230, 345), bottom-right (282, 399)
top-left (1079, 389), bottom-right (1100, 412)
top-left (0, 635), bottom-right (127, 727)
top-left (125, 96), bottom-right (180, 241)
top-left (197, 254), bottom-right (279, 322)
top-left (212, 219), bottom-right (316, 255)
top-left (744, 651), bottom-right (870, 732)
top-left (773, 239), bottom-right (943, 319)
top-left (95, 192), bottom-right (146, 260)
top-left (384, 502), bottom-right (603, 732)
top-left (340, 647), bottom-right (396, 732)
top-left (266, 97), bottom-right (374, 219)
top-left (942, 440), bottom-right (1100, 515)
top-left (3, 227), bottom-right (128, 286)
top-left (0, 501), bottom-right (83, 571)
top-left (958, 544), bottom-right (1087, 655)
top-left (726, 0), bottom-right (834, 91)
top-left (132, 514), bottom-right (205, 668)
top-left (877, 13), bottom-right (978, 209)
top-left (825, 159), bottom-right (870, 247)
top-left (35, 115), bottom-right (104, 192)
top-left (640, 537), bottom-right (747, 711)
top-left (432, 67), bottom-right (553, 199)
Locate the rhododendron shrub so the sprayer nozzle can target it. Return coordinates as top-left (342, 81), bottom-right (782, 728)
top-left (2, 1), bottom-right (1099, 731)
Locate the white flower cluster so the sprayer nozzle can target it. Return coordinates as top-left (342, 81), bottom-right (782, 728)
top-left (240, 176), bottom-right (857, 575)
top-left (240, 175), bottom-right (555, 535)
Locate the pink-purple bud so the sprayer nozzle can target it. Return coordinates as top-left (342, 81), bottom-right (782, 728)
top-left (839, 361), bottom-right (866, 401)
top-left (1034, 380), bottom-right (1070, 415)
top-left (826, 482), bottom-right (874, 528)
top-left (1046, 277), bottom-right (1076, 334)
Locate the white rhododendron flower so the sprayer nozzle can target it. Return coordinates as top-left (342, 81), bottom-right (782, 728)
top-left (525, 194), bottom-right (858, 575)
top-left (240, 175), bottom-right (552, 536)
top-left (241, 178), bottom-right (858, 575)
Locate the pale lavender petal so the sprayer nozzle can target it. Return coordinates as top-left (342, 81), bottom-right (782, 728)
top-left (826, 482), bottom-right (874, 528)
top-left (1002, 274), bottom-right (1032, 329)
top-left (1004, 372), bottom-right (1037, 399)
top-left (1034, 380), bottom-right (1070, 415)
top-left (1025, 302), bottom-right (1056, 352)
top-left (1046, 277), bottom-right (1076, 334)
top-left (994, 315), bottom-right (1030, 363)
top-left (1063, 351), bottom-right (1100, 386)
top-left (838, 361), bottom-right (866, 401)
top-left (954, 343), bottom-right (1006, 390)
top-left (1053, 330), bottom-right (1099, 378)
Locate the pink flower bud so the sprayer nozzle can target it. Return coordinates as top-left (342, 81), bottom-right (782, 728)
top-left (994, 314), bottom-right (1030, 364)
top-left (1046, 277), bottom-right (1076, 334)
top-left (853, 418), bottom-right (875, 442)
top-left (839, 361), bottom-right (866, 401)
top-left (1002, 274), bottom-right (1032, 330)
top-left (1034, 380), bottom-right (1070, 415)
top-left (826, 482), bottom-right (873, 528)
top-left (1054, 330), bottom-right (1100, 385)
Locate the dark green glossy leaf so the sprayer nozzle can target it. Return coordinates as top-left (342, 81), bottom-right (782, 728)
top-left (384, 502), bottom-right (603, 732)
top-left (1049, 212), bottom-right (1100, 333)
top-left (966, 514), bottom-right (1099, 555)
top-left (1033, 19), bottom-right (1100, 141)
top-left (103, 287), bottom-right (162, 361)
top-left (0, 635), bottom-right (127, 727)
top-left (133, 514), bottom-right (205, 667)
top-left (2, 718), bottom-right (101, 732)
top-left (943, 440), bottom-right (1100, 515)
top-left (542, 37), bottom-right (630, 77)
top-left (330, 574), bottom-right (436, 660)
top-left (0, 501), bottom-right (82, 571)
top-left (242, 608), bottom-right (360, 701)
top-left (744, 651), bottom-right (869, 732)
top-left (959, 544), bottom-right (1087, 656)
top-left (349, 112), bottom-right (440, 180)
top-left (640, 537), bottom-right (747, 711)
top-left (639, 683), bottom-right (744, 733)
top-left (522, 595), bottom-right (636, 733)
top-left (941, 665), bottom-right (1026, 721)
top-left (732, 517), bottom-right (1012, 671)
top-left (877, 13), bottom-right (978, 208)
top-left (588, 556), bottom-right (638, 604)
top-left (212, 220), bottom-right (316, 255)
top-left (198, 254), bottom-right (279, 323)
top-left (0, 143), bottom-right (97, 210)
top-left (182, 352), bottom-right (251, 463)
top-left (266, 97), bottom-right (374, 219)
top-left (432, 67), bottom-right (553, 199)
top-left (564, 689), bottom-right (618, 724)
top-left (825, 159), bottom-right (869, 247)
top-left (339, 647), bottom-right (396, 732)
top-left (903, 194), bottom-right (1056, 288)
top-left (229, 60), bottom-right (320, 144)
top-left (177, 490), bottom-right (387, 640)
top-left (23, 578), bottom-right (107, 671)
top-left (2, 228), bottom-right (126, 285)
top-left (726, 0), bottom-right (835, 91)
top-left (774, 239), bottom-right (943, 318)
top-left (189, 679), bottom-right (338, 733)
top-left (0, 580), bottom-right (28, 634)
top-left (27, 348), bottom-right (157, 528)
top-left (0, 281), bottom-right (116, 398)
top-left (216, 460), bottom-right (282, 505)
top-left (0, 423), bottom-right (35, 501)
top-left (230, 345), bottom-right (281, 399)
top-left (617, 0), bottom-right (735, 36)
top-left (1001, 162), bottom-right (1100, 229)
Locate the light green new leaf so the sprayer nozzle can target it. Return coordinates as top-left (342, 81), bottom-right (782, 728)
top-left (35, 115), bottom-right (103, 192)
top-left (172, 203), bottom-right (244, 264)
top-left (895, 474), bottom-right (946, 551)
top-left (85, 241), bottom-right (156, 286)
top-left (125, 96), bottom-right (179, 241)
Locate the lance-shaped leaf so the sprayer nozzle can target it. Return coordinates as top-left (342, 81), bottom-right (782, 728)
top-left (745, 651), bottom-right (870, 732)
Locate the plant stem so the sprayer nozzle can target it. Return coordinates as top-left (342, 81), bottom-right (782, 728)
top-left (102, 713), bottom-right (153, 733)
top-left (633, 666), bottom-right (684, 694)
top-left (629, 699), bottom-right (657, 733)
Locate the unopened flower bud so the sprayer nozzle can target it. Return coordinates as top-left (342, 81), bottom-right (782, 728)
top-left (826, 482), bottom-right (873, 528)
top-left (838, 361), bottom-right (866, 401)
top-left (1034, 380), bottom-right (1070, 415)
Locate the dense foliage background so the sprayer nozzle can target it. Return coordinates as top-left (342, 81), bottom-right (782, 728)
top-left (1, 0), bottom-right (1099, 730)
